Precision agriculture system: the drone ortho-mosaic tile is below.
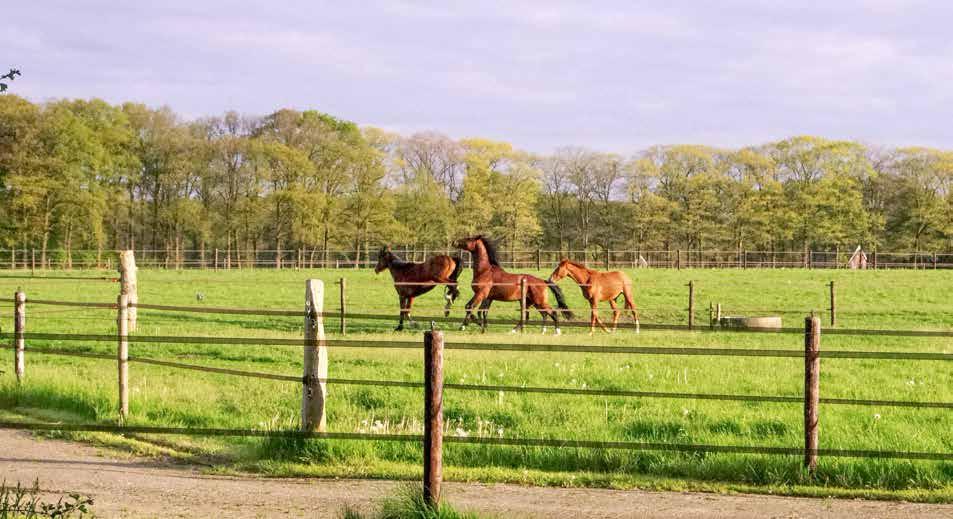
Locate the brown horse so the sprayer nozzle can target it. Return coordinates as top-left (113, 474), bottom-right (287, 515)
top-left (375, 246), bottom-right (464, 331)
top-left (455, 236), bottom-right (573, 333)
top-left (549, 259), bottom-right (640, 334)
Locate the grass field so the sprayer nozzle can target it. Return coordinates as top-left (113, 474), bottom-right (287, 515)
top-left (0, 267), bottom-right (951, 502)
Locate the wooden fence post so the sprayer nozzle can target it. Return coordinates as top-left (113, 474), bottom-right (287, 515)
top-left (804, 315), bottom-right (820, 473)
top-left (604, 249), bottom-right (610, 270)
top-left (117, 293), bottom-right (129, 422)
top-left (214, 248), bottom-right (219, 270)
top-left (14, 291), bottom-right (26, 383)
top-left (423, 330), bottom-right (444, 508)
top-left (742, 250), bottom-right (747, 269)
top-left (687, 280), bottom-right (695, 330)
top-left (302, 279), bottom-right (328, 432)
top-left (828, 281), bottom-right (836, 327)
top-left (676, 249), bottom-right (681, 270)
top-left (30, 250), bottom-right (35, 276)
top-left (119, 251), bottom-right (138, 332)
top-left (519, 277), bottom-right (527, 331)
top-left (339, 277), bottom-right (347, 335)
top-left (536, 248), bottom-right (541, 271)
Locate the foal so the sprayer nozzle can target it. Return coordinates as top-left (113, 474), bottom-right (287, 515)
top-left (549, 259), bottom-right (640, 334)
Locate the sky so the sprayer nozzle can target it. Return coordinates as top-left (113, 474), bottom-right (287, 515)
top-left (7, 1), bottom-right (953, 153)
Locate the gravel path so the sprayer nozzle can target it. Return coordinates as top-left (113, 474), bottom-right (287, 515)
top-left (1, 429), bottom-right (949, 518)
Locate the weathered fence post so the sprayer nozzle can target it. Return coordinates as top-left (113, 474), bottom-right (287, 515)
top-left (933, 252), bottom-right (938, 270)
top-left (828, 281), bottom-right (836, 327)
top-left (676, 249), bottom-right (681, 270)
top-left (214, 248), bottom-right (219, 270)
top-left (804, 315), bottom-right (820, 473)
top-left (339, 277), bottom-right (347, 336)
top-left (742, 250), bottom-right (747, 269)
top-left (536, 248), bottom-right (541, 271)
top-left (118, 251), bottom-right (138, 332)
top-left (687, 280), bottom-right (695, 329)
top-left (302, 279), bottom-right (328, 432)
top-left (117, 293), bottom-right (129, 422)
top-left (30, 250), bottom-right (35, 276)
top-left (519, 277), bottom-right (527, 331)
top-left (423, 330), bottom-right (444, 508)
top-left (14, 291), bottom-right (26, 383)
top-left (604, 248), bottom-right (610, 270)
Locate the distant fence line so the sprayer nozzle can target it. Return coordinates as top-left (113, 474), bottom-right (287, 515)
top-left (2, 248), bottom-right (953, 270)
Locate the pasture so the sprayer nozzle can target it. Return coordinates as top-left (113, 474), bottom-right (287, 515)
top-left (0, 267), bottom-right (951, 501)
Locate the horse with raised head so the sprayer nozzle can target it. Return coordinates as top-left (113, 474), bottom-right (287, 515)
top-left (375, 246), bottom-right (464, 330)
top-left (455, 236), bottom-right (573, 333)
top-left (549, 259), bottom-right (640, 334)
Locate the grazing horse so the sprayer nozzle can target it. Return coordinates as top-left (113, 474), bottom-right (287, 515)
top-left (455, 236), bottom-right (573, 333)
top-left (375, 246), bottom-right (464, 331)
top-left (549, 259), bottom-right (640, 334)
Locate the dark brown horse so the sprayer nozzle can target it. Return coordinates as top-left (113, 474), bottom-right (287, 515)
top-left (550, 259), bottom-right (640, 334)
top-left (375, 246), bottom-right (464, 331)
top-left (455, 236), bottom-right (573, 333)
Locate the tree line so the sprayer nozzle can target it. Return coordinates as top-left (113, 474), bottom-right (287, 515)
top-left (1, 95), bottom-right (952, 266)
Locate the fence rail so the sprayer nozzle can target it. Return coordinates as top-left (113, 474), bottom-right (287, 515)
top-left (4, 248), bottom-right (953, 270)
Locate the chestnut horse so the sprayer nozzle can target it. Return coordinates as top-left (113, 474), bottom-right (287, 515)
top-left (549, 259), bottom-right (640, 334)
top-left (455, 236), bottom-right (573, 333)
top-left (375, 246), bottom-right (464, 331)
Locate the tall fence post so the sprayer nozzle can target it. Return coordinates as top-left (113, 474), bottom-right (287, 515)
top-left (117, 294), bottom-right (129, 422)
top-left (519, 277), bottom-right (527, 331)
top-left (828, 281), bottom-right (836, 327)
top-left (423, 330), bottom-right (444, 508)
top-left (676, 249), bottom-right (681, 270)
top-left (604, 248), bottom-right (610, 270)
top-left (872, 250), bottom-right (877, 270)
top-left (214, 248), bottom-right (219, 270)
top-left (536, 247), bottom-right (541, 271)
top-left (14, 291), bottom-right (26, 383)
top-left (30, 250), bottom-right (35, 276)
top-left (339, 277), bottom-right (347, 336)
top-left (118, 251), bottom-right (138, 332)
top-left (302, 279), bottom-right (328, 432)
top-left (804, 315), bottom-right (820, 473)
top-left (687, 280), bottom-right (695, 330)
top-left (742, 250), bottom-right (747, 269)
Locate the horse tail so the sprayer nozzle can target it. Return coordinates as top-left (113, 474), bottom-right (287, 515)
top-left (447, 255), bottom-right (465, 302)
top-left (546, 279), bottom-right (575, 320)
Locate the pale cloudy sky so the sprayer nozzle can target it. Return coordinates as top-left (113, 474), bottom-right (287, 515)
top-left (7, 1), bottom-right (953, 152)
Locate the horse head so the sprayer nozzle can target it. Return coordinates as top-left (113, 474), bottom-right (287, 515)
top-left (374, 246), bottom-right (392, 273)
top-left (549, 258), bottom-right (572, 282)
top-left (455, 236), bottom-right (499, 266)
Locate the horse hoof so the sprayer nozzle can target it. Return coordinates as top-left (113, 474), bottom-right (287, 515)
top-left (554, 329), bottom-right (562, 336)
top-left (459, 325), bottom-right (467, 331)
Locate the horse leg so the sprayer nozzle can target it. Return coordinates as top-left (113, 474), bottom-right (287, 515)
top-left (623, 284), bottom-right (640, 333)
top-left (480, 299), bottom-right (492, 333)
top-left (396, 295), bottom-right (407, 331)
top-left (608, 298), bottom-right (621, 332)
top-left (406, 296), bottom-right (417, 328)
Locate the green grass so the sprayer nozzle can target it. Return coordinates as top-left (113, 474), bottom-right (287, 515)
top-left (0, 267), bottom-right (951, 501)
top-left (340, 485), bottom-right (486, 519)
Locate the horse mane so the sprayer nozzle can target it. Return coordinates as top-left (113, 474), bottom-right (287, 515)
top-left (476, 236), bottom-right (500, 266)
top-left (379, 247), bottom-right (414, 270)
top-left (564, 259), bottom-right (589, 270)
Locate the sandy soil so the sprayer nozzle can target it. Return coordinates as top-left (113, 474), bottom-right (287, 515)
top-left (0, 429), bottom-right (949, 518)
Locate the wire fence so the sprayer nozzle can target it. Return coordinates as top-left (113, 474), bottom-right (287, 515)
top-left (3, 294), bottom-right (952, 469)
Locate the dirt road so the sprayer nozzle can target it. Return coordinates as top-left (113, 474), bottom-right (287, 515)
top-left (0, 429), bottom-right (949, 518)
